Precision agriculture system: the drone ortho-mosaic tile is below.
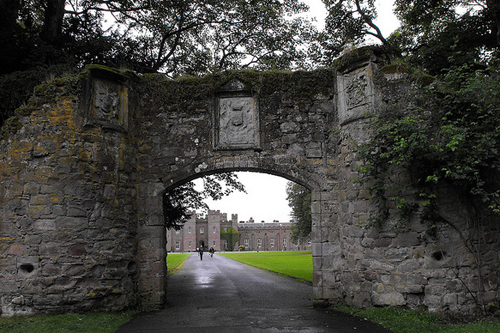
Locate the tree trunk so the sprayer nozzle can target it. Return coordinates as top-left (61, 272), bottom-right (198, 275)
top-left (0, 0), bottom-right (22, 73)
top-left (41, 0), bottom-right (67, 44)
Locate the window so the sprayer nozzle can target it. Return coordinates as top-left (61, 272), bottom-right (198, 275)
top-left (212, 241), bottom-right (216, 246)
top-left (244, 239), bottom-right (249, 248)
top-left (188, 227), bottom-right (191, 234)
top-left (213, 226), bottom-right (216, 233)
top-left (200, 227), bottom-right (204, 234)
top-left (189, 241), bottom-right (192, 248)
top-left (223, 240), bottom-right (228, 249)
top-left (224, 227), bottom-right (228, 232)
top-left (270, 239), bottom-right (275, 248)
top-left (175, 241), bottom-right (180, 250)
top-left (175, 230), bottom-right (180, 234)
top-left (257, 239), bottom-right (262, 248)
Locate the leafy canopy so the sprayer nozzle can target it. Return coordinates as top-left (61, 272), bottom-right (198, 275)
top-left (321, 0), bottom-right (394, 62)
top-left (0, 0), bottom-right (320, 127)
top-left (391, 0), bottom-right (500, 74)
top-left (2, 0), bottom-right (319, 75)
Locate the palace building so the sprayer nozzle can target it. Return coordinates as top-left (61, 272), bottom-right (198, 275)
top-left (166, 210), bottom-right (310, 252)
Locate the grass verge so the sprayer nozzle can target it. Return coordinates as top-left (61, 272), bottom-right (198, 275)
top-left (336, 305), bottom-right (500, 333)
top-left (167, 252), bottom-right (190, 276)
top-left (0, 312), bottom-right (134, 333)
top-left (218, 251), bottom-right (312, 283)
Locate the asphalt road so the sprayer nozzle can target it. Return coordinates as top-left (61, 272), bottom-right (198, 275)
top-left (116, 253), bottom-right (393, 333)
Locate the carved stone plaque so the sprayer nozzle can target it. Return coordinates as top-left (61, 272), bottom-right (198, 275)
top-left (83, 71), bottom-right (129, 132)
top-left (214, 96), bottom-right (260, 150)
top-left (337, 63), bottom-right (376, 125)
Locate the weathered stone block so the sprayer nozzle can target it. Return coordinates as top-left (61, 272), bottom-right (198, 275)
top-left (372, 291), bottom-right (405, 306)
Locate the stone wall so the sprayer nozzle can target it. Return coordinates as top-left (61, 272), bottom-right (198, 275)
top-left (0, 69), bottom-right (140, 315)
top-left (332, 54), bottom-right (500, 314)
top-left (0, 51), bottom-right (499, 316)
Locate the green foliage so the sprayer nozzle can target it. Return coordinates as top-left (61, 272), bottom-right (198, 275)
top-left (0, 66), bottom-right (72, 127)
top-left (2, 0), bottom-right (319, 75)
top-left (0, 0), bottom-right (321, 126)
top-left (321, 0), bottom-right (396, 62)
top-left (164, 173), bottom-right (246, 230)
top-left (0, 312), bottom-right (134, 333)
top-left (391, 0), bottom-right (499, 74)
top-left (220, 227), bottom-right (239, 251)
top-left (335, 306), bottom-right (500, 333)
top-left (359, 62), bottom-right (500, 222)
top-left (166, 253), bottom-right (190, 275)
top-left (219, 251), bottom-right (313, 283)
top-left (286, 182), bottom-right (311, 243)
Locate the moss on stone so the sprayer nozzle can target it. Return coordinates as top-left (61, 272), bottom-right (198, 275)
top-left (0, 116), bottom-right (22, 141)
top-left (381, 64), bottom-right (410, 75)
top-left (78, 64), bottom-right (139, 83)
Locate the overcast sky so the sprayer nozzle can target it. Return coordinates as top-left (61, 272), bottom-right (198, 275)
top-left (193, 1), bottom-right (400, 224)
top-left (194, 172), bottom-right (292, 223)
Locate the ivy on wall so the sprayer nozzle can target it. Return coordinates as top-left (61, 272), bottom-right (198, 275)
top-left (220, 227), bottom-right (239, 251)
top-left (358, 62), bottom-right (500, 226)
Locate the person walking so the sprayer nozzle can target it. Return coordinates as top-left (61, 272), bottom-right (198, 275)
top-left (199, 246), bottom-right (204, 260)
top-left (209, 246), bottom-right (215, 258)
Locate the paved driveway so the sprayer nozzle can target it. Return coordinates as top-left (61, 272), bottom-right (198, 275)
top-left (117, 253), bottom-right (393, 332)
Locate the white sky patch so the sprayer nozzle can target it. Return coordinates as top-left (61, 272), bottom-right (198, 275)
top-left (194, 172), bottom-right (292, 223)
top-left (304, 0), bottom-right (400, 38)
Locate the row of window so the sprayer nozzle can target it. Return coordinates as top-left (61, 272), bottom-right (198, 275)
top-left (175, 240), bottom-right (226, 250)
top-left (245, 238), bottom-right (286, 248)
top-left (176, 226), bottom-right (224, 235)
top-left (174, 237), bottom-right (287, 250)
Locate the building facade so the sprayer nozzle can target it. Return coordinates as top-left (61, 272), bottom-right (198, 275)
top-left (166, 210), bottom-right (310, 252)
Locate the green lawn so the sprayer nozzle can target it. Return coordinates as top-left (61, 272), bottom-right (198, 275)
top-left (0, 312), bottom-right (133, 333)
top-left (219, 251), bottom-right (313, 283)
top-left (166, 252), bottom-right (190, 276)
top-left (337, 306), bottom-right (500, 333)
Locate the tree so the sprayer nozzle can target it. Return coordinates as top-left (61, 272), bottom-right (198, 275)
top-left (391, 0), bottom-right (499, 74)
top-left (0, 0), bottom-right (321, 127)
top-left (164, 173), bottom-right (246, 230)
top-left (286, 182), bottom-right (311, 243)
top-left (2, 0), bottom-right (319, 75)
top-left (321, 0), bottom-right (395, 61)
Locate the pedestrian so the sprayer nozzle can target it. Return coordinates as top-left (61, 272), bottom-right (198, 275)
top-left (209, 246), bottom-right (215, 258)
top-left (199, 246), bottom-right (204, 260)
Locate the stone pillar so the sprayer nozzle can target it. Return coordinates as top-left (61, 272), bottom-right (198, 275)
top-left (136, 182), bottom-right (167, 309)
top-left (336, 54), bottom-right (382, 308)
top-left (312, 188), bottom-right (343, 307)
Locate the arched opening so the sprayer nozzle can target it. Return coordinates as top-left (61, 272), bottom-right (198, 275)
top-left (164, 171), bottom-right (312, 254)
top-left (135, 164), bottom-right (329, 310)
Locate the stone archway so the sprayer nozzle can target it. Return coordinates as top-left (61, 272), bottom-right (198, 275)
top-left (129, 66), bottom-right (342, 309)
top-left (1, 51), bottom-right (498, 316)
top-left (135, 162), bottom-right (332, 308)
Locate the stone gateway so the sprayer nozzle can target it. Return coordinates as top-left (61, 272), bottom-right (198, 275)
top-left (0, 50), bottom-right (499, 316)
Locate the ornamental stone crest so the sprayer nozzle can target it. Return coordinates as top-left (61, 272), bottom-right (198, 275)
top-left (82, 67), bottom-right (129, 132)
top-left (214, 79), bottom-right (260, 150)
top-left (337, 63), bottom-right (376, 125)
